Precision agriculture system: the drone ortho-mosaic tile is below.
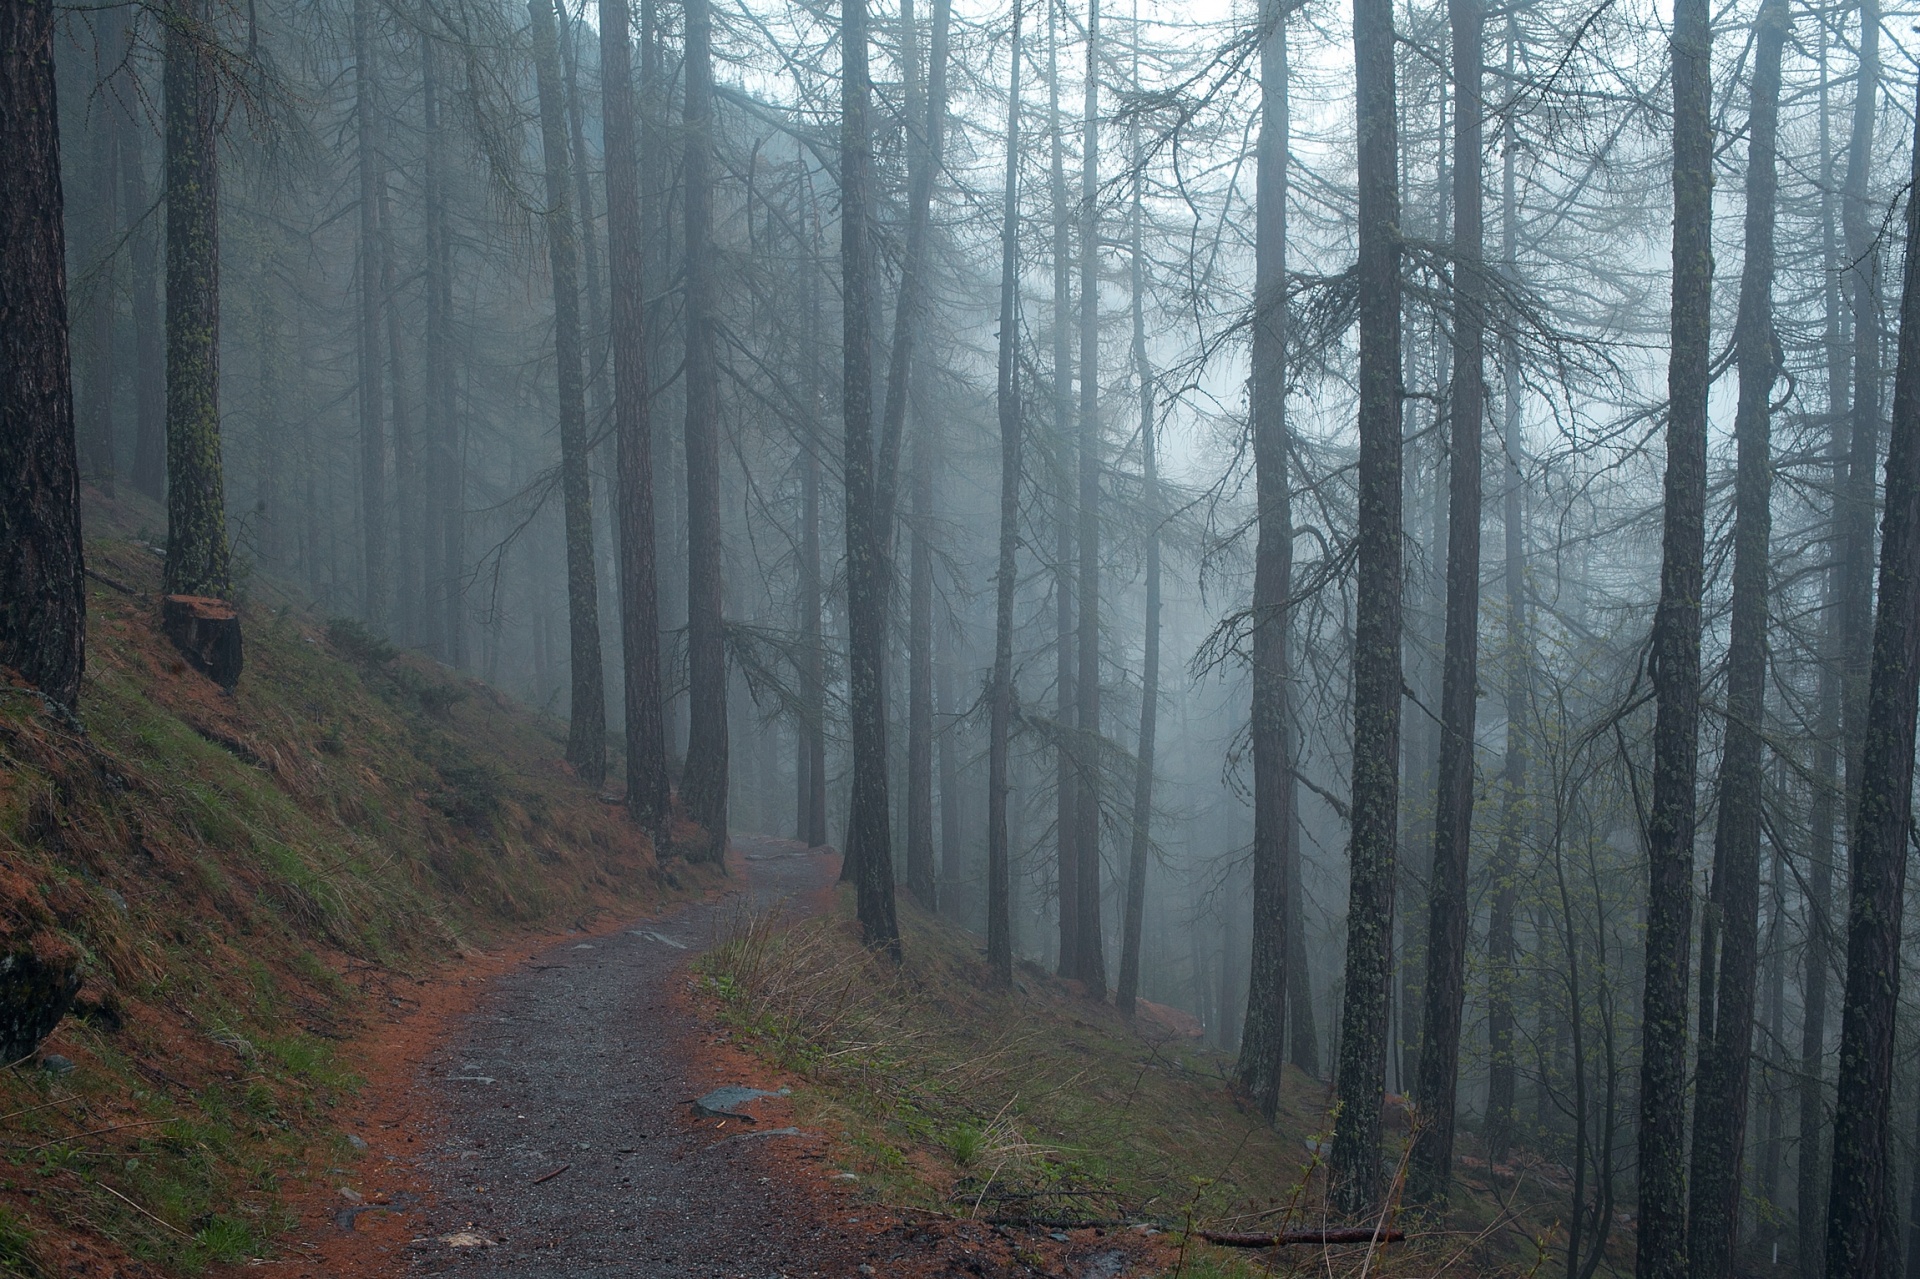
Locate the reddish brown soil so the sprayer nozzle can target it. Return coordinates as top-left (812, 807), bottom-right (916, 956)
top-left (232, 838), bottom-right (1169, 1278)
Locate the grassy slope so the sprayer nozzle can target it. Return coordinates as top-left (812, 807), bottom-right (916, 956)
top-left (0, 496), bottom-right (702, 1275)
top-left (703, 887), bottom-right (1604, 1278)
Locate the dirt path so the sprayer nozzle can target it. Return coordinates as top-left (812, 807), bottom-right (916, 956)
top-left (283, 836), bottom-right (850, 1278)
top-left (271, 835), bottom-right (1158, 1279)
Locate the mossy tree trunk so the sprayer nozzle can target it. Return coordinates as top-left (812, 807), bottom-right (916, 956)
top-left (0, 0), bottom-right (86, 709)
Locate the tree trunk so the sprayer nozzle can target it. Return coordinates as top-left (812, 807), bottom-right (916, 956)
top-left (899, 0), bottom-right (938, 911)
top-left (1048, 0), bottom-right (1079, 977)
top-left (1633, 0), bottom-right (1713, 1264)
top-left (0, 0), bottom-right (86, 708)
top-left (378, 162), bottom-right (416, 644)
top-left (119, 33), bottom-right (165, 506)
top-left (530, 0), bottom-right (608, 789)
top-left (798, 223), bottom-right (828, 849)
top-left (163, 0), bottom-right (232, 605)
top-left (1408, 0), bottom-right (1484, 1203)
top-left (1070, 0), bottom-right (1106, 998)
top-left (840, 0), bottom-right (900, 951)
top-left (937, 621), bottom-right (962, 911)
top-left (80, 12), bottom-right (120, 494)
top-left (353, 0), bottom-right (388, 625)
top-left (1326, 0), bottom-right (1403, 1217)
top-left (1485, 17), bottom-right (1524, 1155)
top-left (1825, 78), bottom-right (1920, 1279)
top-left (679, 0), bottom-right (727, 854)
top-left (1116, 88), bottom-right (1158, 1014)
top-left (1236, 0), bottom-right (1292, 1118)
top-left (421, 35), bottom-right (464, 667)
top-left (601, 0), bottom-right (670, 831)
top-left (1685, 0), bottom-right (1784, 1269)
top-left (986, 0), bottom-right (1025, 985)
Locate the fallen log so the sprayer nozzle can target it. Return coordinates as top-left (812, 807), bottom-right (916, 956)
top-left (1198, 1227), bottom-right (1406, 1248)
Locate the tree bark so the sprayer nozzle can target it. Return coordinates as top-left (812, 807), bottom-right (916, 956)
top-left (1408, 0), bottom-right (1484, 1204)
top-left (119, 32), bottom-right (165, 506)
top-left (1825, 77), bottom-right (1920, 1279)
top-left (679, 0), bottom-right (727, 854)
top-left (353, 0), bottom-right (388, 625)
top-left (840, 0), bottom-right (900, 951)
top-left (0, 0), bottom-right (86, 709)
top-left (421, 35), bottom-right (464, 667)
top-left (797, 220), bottom-right (828, 849)
top-left (986, 0), bottom-right (1025, 985)
top-left (1116, 88), bottom-right (1158, 1015)
top-left (530, 0), bottom-right (609, 789)
top-left (600, 0), bottom-right (671, 831)
top-left (1047, 0), bottom-right (1079, 977)
top-left (1236, 0), bottom-right (1292, 1119)
top-left (1633, 0), bottom-right (1712, 1265)
top-left (1684, 0), bottom-right (1784, 1269)
top-left (80, 11), bottom-right (121, 494)
top-left (1070, 0), bottom-right (1106, 998)
top-left (1326, 0), bottom-right (1403, 1218)
top-left (163, 0), bottom-right (232, 604)
top-left (1485, 13), bottom-right (1525, 1156)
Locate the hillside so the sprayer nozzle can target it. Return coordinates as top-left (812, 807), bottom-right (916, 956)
top-left (0, 495), bottom-right (707, 1276)
top-left (698, 890), bottom-right (1596, 1278)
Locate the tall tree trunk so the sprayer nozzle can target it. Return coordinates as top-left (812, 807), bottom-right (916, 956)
top-left (1326, 0), bottom-right (1403, 1217)
top-left (1047, 0), bottom-right (1079, 976)
top-left (378, 162), bottom-right (416, 643)
top-left (840, 0), bottom-right (900, 951)
top-left (1236, 0), bottom-right (1292, 1118)
top-left (601, 0), bottom-right (670, 830)
top-left (119, 32), bottom-right (165, 505)
top-left (1409, 0), bottom-right (1484, 1203)
top-left (1838, 0), bottom-right (1881, 820)
top-left (561, 8), bottom-right (607, 432)
top-left (1684, 0), bottom-right (1784, 1268)
top-left (1485, 16), bottom-right (1524, 1155)
top-left (1117, 84), bottom-right (1158, 1014)
top-left (1825, 79), bottom-right (1920, 1279)
top-left (80, 11), bottom-right (121, 494)
top-left (986, 0), bottom-right (1025, 985)
top-left (1633, 0), bottom-right (1713, 1263)
top-left (680, 0), bottom-right (727, 854)
top-left (901, 0), bottom-right (936, 910)
top-left (937, 622), bottom-right (962, 909)
top-left (163, 0), bottom-right (232, 604)
top-left (422, 35), bottom-right (463, 666)
top-left (1070, 0), bottom-right (1105, 997)
top-left (0, 0), bottom-right (86, 708)
top-left (1286, 813), bottom-right (1317, 1076)
top-left (798, 219), bottom-right (828, 848)
top-left (530, 0), bottom-right (608, 787)
top-left (353, 0), bottom-right (388, 625)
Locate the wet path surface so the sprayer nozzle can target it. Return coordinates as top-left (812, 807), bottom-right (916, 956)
top-left (402, 837), bottom-right (843, 1278)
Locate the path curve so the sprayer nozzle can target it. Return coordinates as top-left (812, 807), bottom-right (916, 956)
top-left (400, 835), bottom-right (844, 1277)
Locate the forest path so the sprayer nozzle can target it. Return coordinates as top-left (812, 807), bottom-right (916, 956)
top-left (271, 835), bottom-right (1156, 1279)
top-left (396, 834), bottom-right (843, 1278)
top-left (284, 834), bottom-right (864, 1278)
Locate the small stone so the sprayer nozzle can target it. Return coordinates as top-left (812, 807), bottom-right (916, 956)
top-left (338, 1187), bottom-right (363, 1203)
top-left (40, 1054), bottom-right (74, 1076)
top-left (346, 1134), bottom-right (369, 1151)
top-left (858, 1266), bottom-right (875, 1276)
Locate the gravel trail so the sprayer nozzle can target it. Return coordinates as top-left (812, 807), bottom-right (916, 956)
top-left (401, 836), bottom-right (849, 1278)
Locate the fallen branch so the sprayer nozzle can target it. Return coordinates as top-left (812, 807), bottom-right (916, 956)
top-left (530, 1164), bottom-right (570, 1185)
top-left (1198, 1227), bottom-right (1407, 1248)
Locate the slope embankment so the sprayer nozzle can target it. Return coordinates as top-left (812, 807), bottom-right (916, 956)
top-left (0, 494), bottom-right (710, 1276)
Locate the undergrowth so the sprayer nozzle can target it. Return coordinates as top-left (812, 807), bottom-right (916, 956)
top-left (700, 889), bottom-right (1594, 1277)
top-left (0, 492), bottom-right (701, 1275)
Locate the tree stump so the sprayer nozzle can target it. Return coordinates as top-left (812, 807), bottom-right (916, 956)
top-left (161, 595), bottom-right (244, 689)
